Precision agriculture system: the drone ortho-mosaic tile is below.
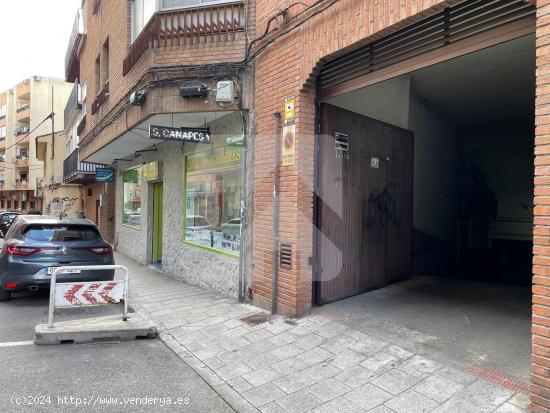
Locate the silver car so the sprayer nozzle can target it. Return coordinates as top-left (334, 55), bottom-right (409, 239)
top-left (0, 216), bottom-right (114, 302)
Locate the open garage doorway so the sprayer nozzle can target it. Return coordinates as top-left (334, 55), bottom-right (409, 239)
top-left (314, 34), bottom-right (535, 382)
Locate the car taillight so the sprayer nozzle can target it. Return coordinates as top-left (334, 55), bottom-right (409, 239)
top-left (5, 246), bottom-right (43, 256)
top-left (88, 246), bottom-right (113, 255)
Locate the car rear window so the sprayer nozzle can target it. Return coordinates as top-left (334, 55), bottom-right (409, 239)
top-left (23, 225), bottom-right (101, 242)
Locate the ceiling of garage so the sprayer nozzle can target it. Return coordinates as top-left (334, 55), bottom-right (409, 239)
top-left (410, 34), bottom-right (535, 128)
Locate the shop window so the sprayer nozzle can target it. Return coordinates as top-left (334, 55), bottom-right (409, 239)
top-left (184, 145), bottom-right (242, 255)
top-left (123, 166), bottom-right (142, 229)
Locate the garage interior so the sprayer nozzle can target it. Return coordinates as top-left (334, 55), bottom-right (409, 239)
top-left (316, 34), bottom-right (535, 382)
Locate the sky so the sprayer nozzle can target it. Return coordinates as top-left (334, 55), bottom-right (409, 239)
top-left (0, 0), bottom-right (81, 92)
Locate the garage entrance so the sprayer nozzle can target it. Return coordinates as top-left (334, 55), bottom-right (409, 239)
top-left (313, 13), bottom-right (535, 380)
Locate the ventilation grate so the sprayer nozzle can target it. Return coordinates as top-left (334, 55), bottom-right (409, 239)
top-left (318, 0), bottom-right (535, 91)
top-left (280, 244), bottom-right (292, 269)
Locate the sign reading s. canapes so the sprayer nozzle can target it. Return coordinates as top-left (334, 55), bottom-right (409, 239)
top-left (150, 125), bottom-right (211, 144)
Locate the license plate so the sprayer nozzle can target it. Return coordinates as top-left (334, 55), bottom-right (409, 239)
top-left (47, 267), bottom-right (81, 275)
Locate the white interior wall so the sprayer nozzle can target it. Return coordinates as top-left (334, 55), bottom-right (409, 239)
top-left (408, 92), bottom-right (458, 242)
top-left (326, 76), bottom-right (411, 130)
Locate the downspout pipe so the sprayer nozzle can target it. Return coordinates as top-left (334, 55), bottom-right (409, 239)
top-left (272, 112), bottom-right (282, 314)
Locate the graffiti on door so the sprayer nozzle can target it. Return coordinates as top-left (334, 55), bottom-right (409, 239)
top-left (368, 183), bottom-right (398, 225)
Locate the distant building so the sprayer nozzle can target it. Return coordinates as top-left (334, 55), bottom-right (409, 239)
top-left (0, 77), bottom-right (72, 212)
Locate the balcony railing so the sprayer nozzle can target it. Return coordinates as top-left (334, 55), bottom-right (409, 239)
top-left (16, 181), bottom-right (28, 190)
top-left (65, 8), bottom-right (86, 82)
top-left (123, 2), bottom-right (245, 75)
top-left (63, 148), bottom-right (104, 183)
top-left (64, 81), bottom-right (81, 128)
top-left (14, 125), bottom-right (29, 135)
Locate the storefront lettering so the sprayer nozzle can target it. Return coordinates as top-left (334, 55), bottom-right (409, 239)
top-left (150, 125), bottom-right (211, 144)
top-left (187, 149), bottom-right (241, 173)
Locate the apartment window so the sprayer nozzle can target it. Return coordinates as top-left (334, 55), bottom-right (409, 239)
top-left (0, 126), bottom-right (5, 139)
top-left (131, 0), bottom-right (156, 42)
top-left (102, 38), bottom-right (109, 86)
top-left (7, 201), bottom-right (11, 209)
top-left (95, 55), bottom-right (101, 96)
top-left (0, 105), bottom-right (6, 118)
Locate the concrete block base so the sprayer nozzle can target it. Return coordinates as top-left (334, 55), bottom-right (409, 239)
top-left (34, 314), bottom-right (158, 345)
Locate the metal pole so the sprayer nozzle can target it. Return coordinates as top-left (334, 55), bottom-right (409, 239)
top-left (271, 112), bottom-right (281, 314)
top-left (123, 266), bottom-right (129, 321)
top-left (47, 268), bottom-right (58, 328)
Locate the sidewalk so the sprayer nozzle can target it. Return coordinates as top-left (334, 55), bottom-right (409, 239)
top-left (119, 253), bottom-right (531, 413)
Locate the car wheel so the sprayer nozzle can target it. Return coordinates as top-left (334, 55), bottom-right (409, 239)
top-left (0, 288), bottom-right (11, 302)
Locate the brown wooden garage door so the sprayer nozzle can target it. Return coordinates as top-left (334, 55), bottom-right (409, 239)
top-left (316, 104), bottom-right (413, 305)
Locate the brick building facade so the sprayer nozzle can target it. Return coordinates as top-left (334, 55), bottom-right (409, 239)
top-left (248, 0), bottom-right (547, 410)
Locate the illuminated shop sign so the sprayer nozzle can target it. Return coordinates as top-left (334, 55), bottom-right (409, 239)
top-left (149, 125), bottom-right (211, 144)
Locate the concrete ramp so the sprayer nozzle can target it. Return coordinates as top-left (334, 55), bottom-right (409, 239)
top-left (34, 314), bottom-right (158, 345)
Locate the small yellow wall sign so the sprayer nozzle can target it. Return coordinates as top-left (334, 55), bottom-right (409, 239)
top-left (282, 124), bottom-right (296, 166)
top-left (284, 96), bottom-right (295, 124)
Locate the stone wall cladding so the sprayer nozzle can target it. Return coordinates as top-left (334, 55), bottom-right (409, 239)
top-left (114, 112), bottom-right (244, 298)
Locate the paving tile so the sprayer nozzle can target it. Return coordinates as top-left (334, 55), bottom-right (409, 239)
top-left (336, 365), bottom-right (378, 388)
top-left (494, 402), bottom-right (529, 413)
top-left (216, 361), bottom-right (253, 381)
top-left (259, 402), bottom-right (288, 413)
top-left (265, 321), bottom-right (294, 335)
top-left (360, 352), bottom-right (400, 375)
top-left (242, 367), bottom-right (282, 387)
top-left (271, 356), bottom-right (310, 375)
top-left (330, 348), bottom-right (367, 370)
top-left (270, 343), bottom-right (304, 360)
top-left (456, 379), bottom-right (514, 411)
top-left (350, 337), bottom-right (389, 356)
top-left (288, 322), bottom-right (319, 337)
top-left (317, 322), bottom-right (349, 338)
top-left (243, 383), bottom-right (287, 407)
top-left (303, 362), bottom-right (343, 381)
top-left (244, 328), bottom-right (274, 343)
top-left (220, 336), bottom-right (251, 351)
top-left (311, 396), bottom-right (366, 413)
top-left (213, 383), bottom-right (259, 413)
top-left (412, 374), bottom-right (465, 403)
top-left (268, 331), bottom-right (298, 346)
top-left (293, 334), bottom-right (327, 350)
top-left (245, 352), bottom-right (281, 370)
top-left (368, 406), bottom-right (396, 413)
top-left (275, 389), bottom-right (323, 413)
top-left (243, 339), bottom-right (277, 355)
top-left (193, 344), bottom-right (225, 361)
top-left (295, 347), bottom-right (334, 365)
top-left (273, 370), bottom-right (319, 394)
top-left (384, 389), bottom-right (439, 413)
top-left (435, 367), bottom-right (477, 386)
top-left (309, 378), bottom-right (352, 402)
top-left (384, 345), bottom-right (414, 362)
top-left (199, 323), bottom-right (229, 337)
top-left (321, 335), bottom-right (357, 353)
top-left (222, 325), bottom-right (250, 338)
top-left (203, 356), bottom-right (226, 370)
top-left (371, 368), bottom-right (421, 395)
top-left (344, 383), bottom-right (393, 411)
top-left (218, 348), bottom-right (250, 365)
top-left (397, 355), bottom-right (442, 379)
top-left (432, 396), bottom-right (486, 413)
top-left (508, 392), bottom-right (530, 410)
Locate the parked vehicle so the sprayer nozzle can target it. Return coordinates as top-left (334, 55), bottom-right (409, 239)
top-left (221, 218), bottom-right (241, 237)
top-left (0, 211), bottom-right (21, 238)
top-left (185, 215), bottom-right (212, 231)
top-left (0, 216), bottom-right (114, 302)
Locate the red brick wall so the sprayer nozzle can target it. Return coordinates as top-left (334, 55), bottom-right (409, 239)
top-left (78, 0), bottom-right (254, 156)
top-left (533, 2), bottom-right (550, 411)
top-left (252, 0), bottom-right (460, 317)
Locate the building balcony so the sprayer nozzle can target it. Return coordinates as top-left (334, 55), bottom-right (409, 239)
top-left (122, 2), bottom-right (246, 75)
top-left (13, 157), bottom-right (29, 168)
top-left (64, 81), bottom-right (82, 128)
top-left (16, 80), bottom-right (30, 99)
top-left (65, 8), bottom-right (86, 82)
top-left (14, 125), bottom-right (30, 136)
top-left (63, 148), bottom-right (104, 184)
top-left (16, 104), bottom-right (30, 122)
top-left (0, 139), bottom-right (5, 150)
top-left (16, 181), bottom-right (28, 190)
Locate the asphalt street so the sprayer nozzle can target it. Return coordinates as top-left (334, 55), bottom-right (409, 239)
top-left (0, 289), bottom-right (233, 412)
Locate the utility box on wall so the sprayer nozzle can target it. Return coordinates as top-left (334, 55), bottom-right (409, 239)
top-left (216, 81), bottom-right (234, 102)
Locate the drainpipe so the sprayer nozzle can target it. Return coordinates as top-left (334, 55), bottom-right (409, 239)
top-left (272, 112), bottom-right (282, 314)
top-left (238, 82), bottom-right (247, 303)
